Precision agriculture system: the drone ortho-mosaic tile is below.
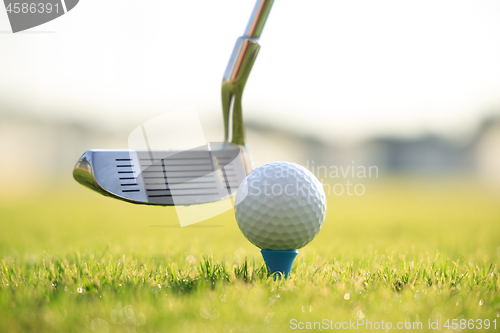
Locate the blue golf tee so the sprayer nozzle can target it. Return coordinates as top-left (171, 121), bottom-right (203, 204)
top-left (261, 249), bottom-right (299, 279)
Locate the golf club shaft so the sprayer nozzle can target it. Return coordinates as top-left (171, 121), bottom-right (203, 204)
top-left (222, 0), bottom-right (274, 146)
top-left (244, 0), bottom-right (274, 39)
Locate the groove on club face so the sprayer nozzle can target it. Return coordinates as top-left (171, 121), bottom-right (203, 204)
top-left (73, 144), bottom-right (249, 206)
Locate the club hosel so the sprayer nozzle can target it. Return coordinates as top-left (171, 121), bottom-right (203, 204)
top-left (223, 36), bottom-right (261, 85)
top-left (222, 37), bottom-right (261, 146)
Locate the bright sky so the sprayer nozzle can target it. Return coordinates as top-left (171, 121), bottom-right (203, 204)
top-left (1, 0), bottom-right (500, 142)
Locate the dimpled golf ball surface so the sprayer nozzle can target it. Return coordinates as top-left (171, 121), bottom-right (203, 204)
top-left (234, 161), bottom-right (327, 250)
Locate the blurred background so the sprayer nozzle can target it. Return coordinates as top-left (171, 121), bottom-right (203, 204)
top-left (1, 0), bottom-right (500, 194)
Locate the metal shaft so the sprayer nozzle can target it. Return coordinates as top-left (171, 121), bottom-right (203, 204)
top-left (222, 0), bottom-right (274, 146)
top-left (243, 0), bottom-right (274, 39)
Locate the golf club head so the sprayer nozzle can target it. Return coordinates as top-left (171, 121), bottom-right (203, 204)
top-left (73, 0), bottom-right (273, 207)
top-left (73, 143), bottom-right (251, 206)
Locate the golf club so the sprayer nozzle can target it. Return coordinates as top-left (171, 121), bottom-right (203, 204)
top-left (73, 0), bottom-right (274, 206)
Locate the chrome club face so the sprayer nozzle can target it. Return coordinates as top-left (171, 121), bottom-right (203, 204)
top-left (73, 0), bottom-right (274, 206)
top-left (73, 144), bottom-right (251, 206)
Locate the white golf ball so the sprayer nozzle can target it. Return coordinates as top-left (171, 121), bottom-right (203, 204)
top-left (234, 161), bottom-right (327, 250)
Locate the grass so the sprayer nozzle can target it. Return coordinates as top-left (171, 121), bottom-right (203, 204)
top-left (0, 176), bottom-right (499, 332)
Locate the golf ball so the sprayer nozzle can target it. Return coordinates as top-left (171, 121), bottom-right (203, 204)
top-left (234, 161), bottom-right (327, 250)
